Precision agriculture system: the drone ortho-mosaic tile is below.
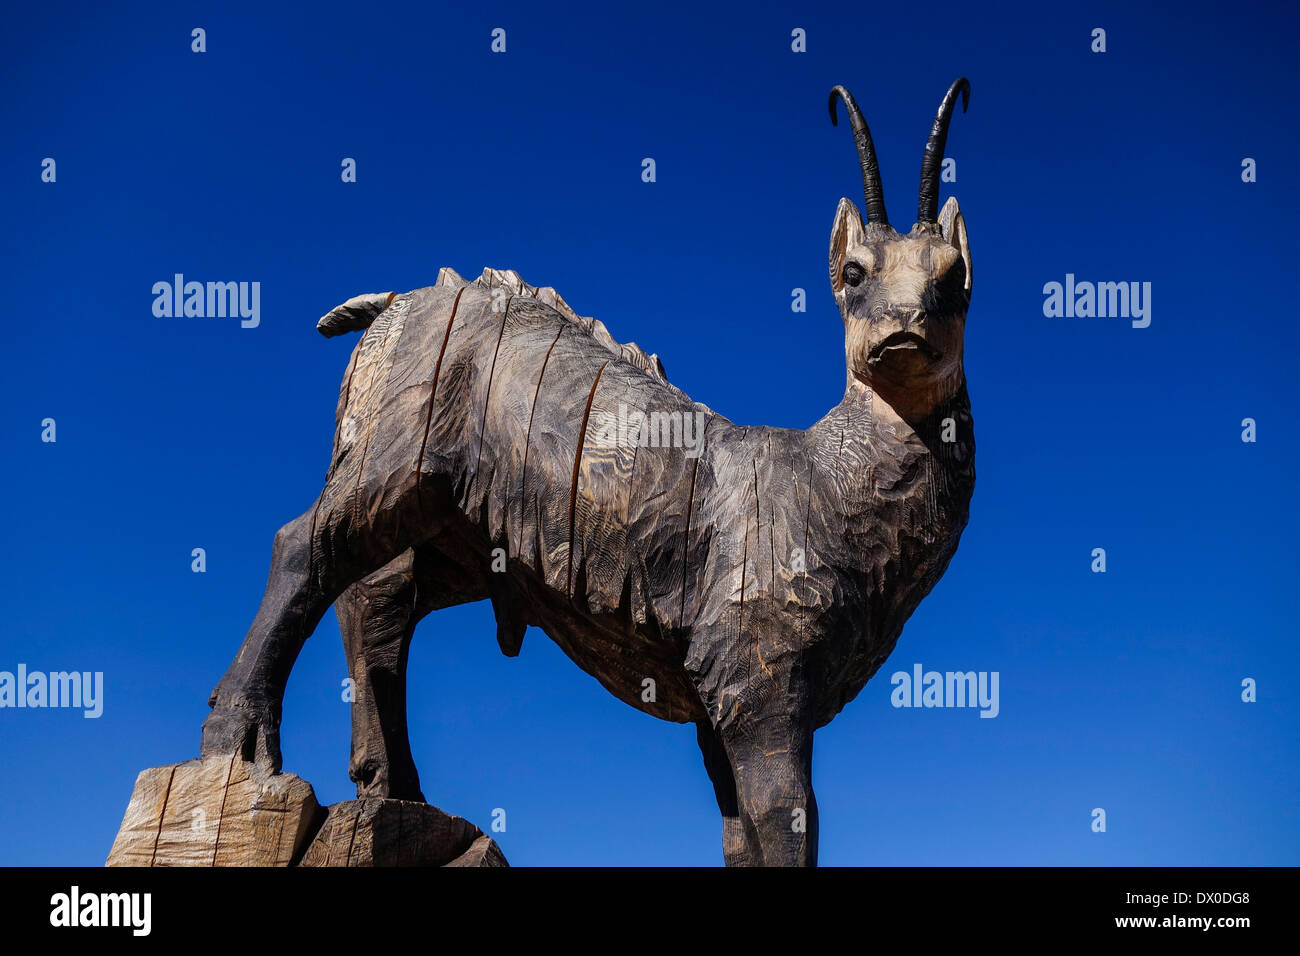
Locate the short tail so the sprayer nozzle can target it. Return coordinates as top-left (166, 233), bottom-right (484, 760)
top-left (316, 291), bottom-right (396, 338)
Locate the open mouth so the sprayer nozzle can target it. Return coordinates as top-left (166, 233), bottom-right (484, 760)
top-left (868, 331), bottom-right (941, 362)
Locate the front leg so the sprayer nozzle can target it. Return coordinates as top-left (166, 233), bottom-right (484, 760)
top-left (687, 616), bottom-right (820, 866)
top-left (720, 712), bottom-right (818, 867)
top-left (695, 721), bottom-right (756, 866)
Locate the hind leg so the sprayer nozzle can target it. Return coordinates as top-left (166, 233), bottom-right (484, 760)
top-left (341, 543), bottom-right (489, 800)
top-left (200, 506), bottom-right (323, 769)
top-left (340, 550), bottom-right (426, 801)
top-left (201, 457), bottom-right (436, 770)
top-left (696, 721), bottom-right (757, 866)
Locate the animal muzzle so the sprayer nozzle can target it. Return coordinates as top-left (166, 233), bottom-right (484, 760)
top-left (869, 330), bottom-right (941, 363)
top-left (868, 310), bottom-right (943, 365)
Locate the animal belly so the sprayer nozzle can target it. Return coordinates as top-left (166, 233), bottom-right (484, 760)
top-left (526, 593), bottom-right (706, 724)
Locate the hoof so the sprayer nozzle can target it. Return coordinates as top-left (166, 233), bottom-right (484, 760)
top-left (201, 696), bottom-right (282, 773)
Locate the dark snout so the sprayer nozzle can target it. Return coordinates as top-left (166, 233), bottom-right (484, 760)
top-left (862, 297), bottom-right (966, 390)
top-left (867, 313), bottom-right (943, 381)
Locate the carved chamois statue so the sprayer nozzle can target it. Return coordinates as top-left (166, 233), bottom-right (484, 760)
top-left (202, 79), bottom-right (975, 866)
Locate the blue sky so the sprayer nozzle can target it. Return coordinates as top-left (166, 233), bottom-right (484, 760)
top-left (1, 0), bottom-right (1296, 866)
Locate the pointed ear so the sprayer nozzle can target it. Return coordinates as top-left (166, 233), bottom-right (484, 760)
top-left (829, 198), bottom-right (867, 301)
top-left (938, 196), bottom-right (972, 296)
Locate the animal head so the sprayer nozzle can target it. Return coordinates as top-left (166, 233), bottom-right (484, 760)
top-left (828, 79), bottom-right (972, 423)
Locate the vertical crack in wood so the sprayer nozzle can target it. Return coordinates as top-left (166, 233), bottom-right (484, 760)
top-left (622, 419), bottom-right (644, 635)
top-left (827, 428), bottom-right (860, 692)
top-left (474, 296), bottom-right (513, 481)
top-left (766, 438), bottom-right (775, 594)
top-left (677, 416), bottom-right (710, 632)
top-left (210, 752), bottom-right (237, 866)
top-left (350, 301), bottom-right (404, 536)
top-left (567, 362), bottom-right (609, 598)
top-left (797, 457), bottom-right (814, 649)
top-left (516, 324), bottom-right (565, 558)
top-left (753, 462), bottom-right (776, 681)
top-left (148, 765), bottom-right (177, 868)
top-left (343, 804), bottom-right (361, 866)
top-left (416, 287), bottom-right (465, 519)
top-left (737, 463), bottom-right (755, 637)
top-left (533, 490), bottom-right (546, 581)
top-left (767, 439), bottom-right (776, 593)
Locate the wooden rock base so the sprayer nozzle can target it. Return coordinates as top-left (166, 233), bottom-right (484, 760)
top-left (106, 755), bottom-right (320, 866)
top-left (106, 757), bottom-right (506, 867)
top-left (299, 799), bottom-right (507, 867)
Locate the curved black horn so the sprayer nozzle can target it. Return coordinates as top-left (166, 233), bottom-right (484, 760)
top-left (828, 85), bottom-right (888, 226)
top-left (917, 77), bottom-right (970, 224)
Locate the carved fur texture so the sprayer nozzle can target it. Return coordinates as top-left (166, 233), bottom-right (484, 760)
top-left (202, 80), bottom-right (976, 867)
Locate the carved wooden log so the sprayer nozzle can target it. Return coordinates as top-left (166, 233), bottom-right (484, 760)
top-left (106, 758), bottom-right (507, 867)
top-left (201, 79), bottom-right (976, 867)
top-left (298, 799), bottom-right (507, 867)
top-left (107, 756), bottom-right (321, 867)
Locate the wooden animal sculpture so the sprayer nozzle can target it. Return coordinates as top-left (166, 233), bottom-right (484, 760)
top-left (201, 79), bottom-right (976, 867)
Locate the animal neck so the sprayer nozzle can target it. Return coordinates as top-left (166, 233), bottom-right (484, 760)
top-left (802, 377), bottom-right (974, 725)
top-left (813, 374), bottom-right (975, 586)
top-left (826, 373), bottom-right (973, 453)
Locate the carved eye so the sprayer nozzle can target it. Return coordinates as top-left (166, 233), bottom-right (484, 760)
top-left (842, 261), bottom-right (866, 287)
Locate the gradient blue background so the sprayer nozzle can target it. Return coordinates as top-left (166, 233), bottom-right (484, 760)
top-left (2, 0), bottom-right (1296, 866)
